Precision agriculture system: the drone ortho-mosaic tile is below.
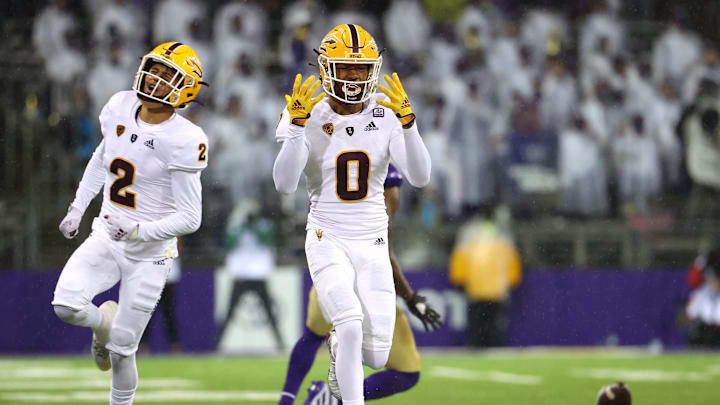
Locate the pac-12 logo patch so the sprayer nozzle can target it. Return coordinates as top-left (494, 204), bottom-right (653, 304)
top-left (116, 125), bottom-right (125, 137)
top-left (322, 123), bottom-right (334, 136)
top-left (131, 134), bottom-right (138, 143)
top-left (372, 108), bottom-right (384, 117)
top-left (346, 126), bottom-right (354, 136)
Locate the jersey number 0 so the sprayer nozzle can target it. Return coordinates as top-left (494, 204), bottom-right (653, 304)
top-left (336, 151), bottom-right (370, 201)
top-left (109, 158), bottom-right (136, 209)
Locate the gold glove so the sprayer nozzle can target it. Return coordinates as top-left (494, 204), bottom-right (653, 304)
top-left (376, 72), bottom-right (416, 129)
top-left (284, 74), bottom-right (325, 127)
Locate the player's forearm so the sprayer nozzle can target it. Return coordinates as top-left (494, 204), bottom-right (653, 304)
top-left (391, 251), bottom-right (414, 302)
top-left (390, 125), bottom-right (431, 187)
top-left (137, 170), bottom-right (202, 241)
top-left (71, 140), bottom-right (106, 214)
top-left (273, 126), bottom-right (309, 194)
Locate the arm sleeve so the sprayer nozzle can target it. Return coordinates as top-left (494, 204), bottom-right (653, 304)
top-left (168, 135), bottom-right (209, 172)
top-left (388, 123), bottom-right (431, 188)
top-left (70, 140), bottom-right (106, 215)
top-left (273, 118), bottom-right (310, 194)
top-left (136, 170), bottom-right (202, 241)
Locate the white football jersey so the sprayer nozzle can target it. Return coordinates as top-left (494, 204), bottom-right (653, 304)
top-left (276, 94), bottom-right (402, 239)
top-left (96, 91), bottom-right (208, 260)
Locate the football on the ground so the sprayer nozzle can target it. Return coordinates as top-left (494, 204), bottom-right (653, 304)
top-left (597, 382), bottom-right (631, 405)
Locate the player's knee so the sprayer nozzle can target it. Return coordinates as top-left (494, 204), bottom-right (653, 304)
top-left (53, 305), bottom-right (82, 325)
top-left (108, 326), bottom-right (138, 355)
top-left (335, 319), bottom-right (363, 348)
top-left (362, 348), bottom-right (390, 370)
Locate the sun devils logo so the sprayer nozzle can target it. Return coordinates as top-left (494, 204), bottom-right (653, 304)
top-left (316, 229), bottom-right (323, 241)
top-left (116, 125), bottom-right (125, 137)
top-left (322, 123), bottom-right (334, 136)
top-left (186, 56), bottom-right (204, 78)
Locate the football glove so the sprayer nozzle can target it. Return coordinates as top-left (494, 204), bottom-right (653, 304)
top-left (284, 73), bottom-right (325, 127)
top-left (376, 73), bottom-right (416, 129)
top-left (407, 292), bottom-right (442, 331)
top-left (59, 206), bottom-right (83, 239)
top-left (102, 214), bottom-right (138, 241)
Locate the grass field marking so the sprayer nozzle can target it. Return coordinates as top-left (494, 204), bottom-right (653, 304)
top-left (429, 366), bottom-right (543, 385)
top-left (705, 364), bottom-right (720, 374)
top-left (0, 366), bottom-right (103, 379)
top-left (0, 378), bottom-right (199, 391)
top-left (571, 368), bottom-right (711, 382)
top-left (0, 390), bottom-right (280, 403)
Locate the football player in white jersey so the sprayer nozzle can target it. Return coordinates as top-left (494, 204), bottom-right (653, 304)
top-left (273, 24), bottom-right (431, 405)
top-left (52, 42), bottom-right (209, 405)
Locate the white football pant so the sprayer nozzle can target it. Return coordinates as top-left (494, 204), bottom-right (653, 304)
top-left (52, 231), bottom-right (171, 356)
top-left (304, 229), bottom-right (396, 356)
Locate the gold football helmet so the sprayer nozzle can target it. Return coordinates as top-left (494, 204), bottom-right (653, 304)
top-left (132, 42), bottom-right (207, 109)
top-left (317, 24), bottom-right (382, 104)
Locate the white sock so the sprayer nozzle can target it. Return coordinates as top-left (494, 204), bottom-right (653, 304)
top-left (334, 320), bottom-right (364, 404)
top-left (110, 352), bottom-right (137, 405)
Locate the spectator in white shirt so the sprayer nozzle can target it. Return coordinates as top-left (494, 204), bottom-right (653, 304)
top-left (682, 47), bottom-right (720, 105)
top-left (383, 0), bottom-right (431, 61)
top-left (153, 0), bottom-right (205, 43)
top-left (521, 7), bottom-right (568, 70)
top-left (92, 0), bottom-right (146, 51)
top-left (87, 42), bottom-right (134, 120)
top-left (580, 1), bottom-right (625, 63)
top-left (213, 0), bottom-right (268, 49)
top-left (559, 114), bottom-right (609, 217)
top-left (652, 18), bottom-right (702, 89)
top-left (540, 56), bottom-right (577, 134)
top-left (646, 82), bottom-right (682, 187)
top-left (612, 115), bottom-right (661, 214)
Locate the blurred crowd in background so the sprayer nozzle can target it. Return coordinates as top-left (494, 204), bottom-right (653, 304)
top-left (4, 0), bottom-right (720, 269)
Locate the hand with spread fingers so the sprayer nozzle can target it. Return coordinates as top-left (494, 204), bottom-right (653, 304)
top-left (376, 72), bottom-right (416, 129)
top-left (285, 73), bottom-right (325, 127)
top-left (406, 292), bottom-right (443, 331)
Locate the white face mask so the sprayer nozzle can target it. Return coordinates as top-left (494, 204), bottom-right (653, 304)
top-left (318, 55), bottom-right (383, 104)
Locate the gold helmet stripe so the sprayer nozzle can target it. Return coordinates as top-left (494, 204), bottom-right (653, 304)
top-left (163, 42), bottom-right (183, 56)
top-left (347, 24), bottom-right (359, 52)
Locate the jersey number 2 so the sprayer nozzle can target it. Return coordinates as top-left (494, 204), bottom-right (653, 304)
top-left (336, 151), bottom-right (370, 201)
top-left (109, 158), bottom-right (136, 209)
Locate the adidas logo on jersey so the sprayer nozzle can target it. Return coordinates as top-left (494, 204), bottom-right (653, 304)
top-left (144, 139), bottom-right (155, 149)
top-left (364, 121), bottom-right (379, 131)
top-left (374, 237), bottom-right (385, 245)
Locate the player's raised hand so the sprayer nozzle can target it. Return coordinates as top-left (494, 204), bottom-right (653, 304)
top-left (102, 214), bottom-right (139, 241)
top-left (59, 206), bottom-right (83, 239)
top-left (376, 72), bottom-right (416, 129)
top-left (285, 73), bottom-right (325, 127)
top-left (407, 292), bottom-right (442, 331)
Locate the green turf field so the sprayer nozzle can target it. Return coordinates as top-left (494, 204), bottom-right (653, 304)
top-left (1, 349), bottom-right (718, 404)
